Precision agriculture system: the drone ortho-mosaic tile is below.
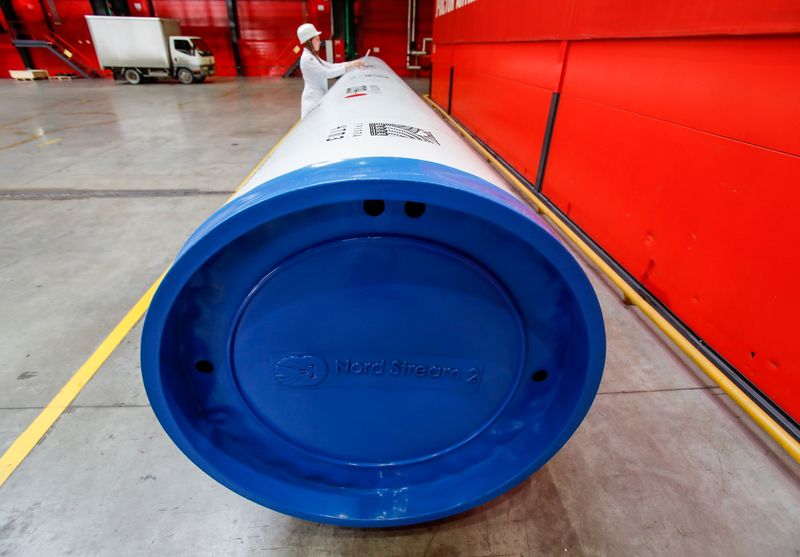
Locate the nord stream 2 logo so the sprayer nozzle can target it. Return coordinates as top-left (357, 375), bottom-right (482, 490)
top-left (272, 354), bottom-right (484, 392)
top-left (273, 355), bottom-right (328, 387)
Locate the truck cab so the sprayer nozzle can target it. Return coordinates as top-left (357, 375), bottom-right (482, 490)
top-left (169, 36), bottom-right (215, 84)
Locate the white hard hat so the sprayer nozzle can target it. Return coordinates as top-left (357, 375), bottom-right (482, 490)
top-left (297, 23), bottom-right (321, 44)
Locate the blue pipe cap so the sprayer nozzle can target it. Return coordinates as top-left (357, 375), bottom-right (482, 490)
top-left (141, 158), bottom-right (605, 527)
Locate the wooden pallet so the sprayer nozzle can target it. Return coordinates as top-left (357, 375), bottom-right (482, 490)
top-left (9, 69), bottom-right (49, 81)
top-left (48, 75), bottom-right (74, 81)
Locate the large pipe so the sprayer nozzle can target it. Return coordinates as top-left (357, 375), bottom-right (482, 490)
top-left (141, 58), bottom-right (605, 527)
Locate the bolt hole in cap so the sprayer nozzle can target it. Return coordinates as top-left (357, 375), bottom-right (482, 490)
top-left (363, 199), bottom-right (385, 216)
top-left (195, 360), bottom-right (214, 373)
top-left (404, 201), bottom-right (426, 218)
top-left (141, 157), bottom-right (605, 527)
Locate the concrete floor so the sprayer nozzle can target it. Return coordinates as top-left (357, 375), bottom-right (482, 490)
top-left (0, 77), bottom-right (798, 557)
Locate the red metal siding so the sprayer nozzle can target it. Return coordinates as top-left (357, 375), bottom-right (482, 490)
top-left (360, 0), bottom-right (408, 71)
top-left (561, 37), bottom-right (800, 155)
top-left (450, 42), bottom-right (564, 181)
top-left (429, 42), bottom-right (451, 103)
top-left (415, 0), bottom-right (433, 60)
top-left (359, 0), bottom-right (432, 76)
top-left (434, 0), bottom-right (800, 44)
top-left (0, 34), bottom-right (24, 72)
top-left (238, 0), bottom-right (317, 76)
top-left (432, 1), bottom-right (800, 423)
top-left (545, 93), bottom-right (800, 417)
top-left (0, 10), bottom-right (25, 71)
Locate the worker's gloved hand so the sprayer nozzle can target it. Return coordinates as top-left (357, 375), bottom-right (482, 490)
top-left (347, 58), bottom-right (366, 71)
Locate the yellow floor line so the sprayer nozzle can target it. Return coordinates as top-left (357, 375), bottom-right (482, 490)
top-left (38, 138), bottom-right (63, 147)
top-left (0, 277), bottom-right (162, 485)
top-left (0, 120), bottom-right (298, 487)
top-left (422, 94), bottom-right (800, 464)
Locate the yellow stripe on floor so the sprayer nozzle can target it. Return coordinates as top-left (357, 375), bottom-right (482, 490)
top-left (0, 277), bottom-right (162, 485)
top-left (0, 121), bottom-right (298, 486)
top-left (38, 138), bottom-right (63, 147)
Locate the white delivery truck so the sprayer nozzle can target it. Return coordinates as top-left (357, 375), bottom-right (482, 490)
top-left (85, 16), bottom-right (215, 85)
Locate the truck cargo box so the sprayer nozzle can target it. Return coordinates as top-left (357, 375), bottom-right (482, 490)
top-left (86, 16), bottom-right (181, 69)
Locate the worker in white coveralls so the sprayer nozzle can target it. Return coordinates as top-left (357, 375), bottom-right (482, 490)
top-left (297, 23), bottom-right (365, 118)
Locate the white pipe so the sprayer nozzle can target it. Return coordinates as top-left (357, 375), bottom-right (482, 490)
top-left (406, 0), bottom-right (412, 70)
top-left (411, 0), bottom-right (417, 46)
top-left (238, 57), bottom-right (507, 197)
top-left (411, 37), bottom-right (432, 56)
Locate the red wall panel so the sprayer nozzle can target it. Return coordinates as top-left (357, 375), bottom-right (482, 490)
top-left (359, 0), bottom-right (432, 76)
top-left (1, 9), bottom-right (24, 71)
top-left (567, 0), bottom-right (800, 39)
top-left (360, 0), bottom-right (409, 71)
top-left (544, 94), bottom-right (800, 417)
top-left (435, 0), bottom-right (571, 45)
top-left (448, 42), bottom-right (564, 181)
top-left (433, 1), bottom-right (800, 423)
top-left (416, 0), bottom-right (434, 48)
top-left (561, 37), bottom-right (800, 155)
top-left (238, 0), bottom-right (306, 76)
top-left (430, 41), bottom-right (452, 105)
top-left (0, 34), bottom-right (24, 72)
top-left (434, 0), bottom-right (800, 44)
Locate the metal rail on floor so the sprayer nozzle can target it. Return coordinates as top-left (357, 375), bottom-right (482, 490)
top-left (422, 94), bottom-right (800, 464)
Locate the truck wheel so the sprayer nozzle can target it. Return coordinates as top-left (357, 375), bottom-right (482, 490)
top-left (123, 68), bottom-right (142, 85)
top-left (177, 68), bottom-right (194, 85)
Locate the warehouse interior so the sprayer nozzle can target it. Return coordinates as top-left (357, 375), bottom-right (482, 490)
top-left (1, 1), bottom-right (799, 555)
